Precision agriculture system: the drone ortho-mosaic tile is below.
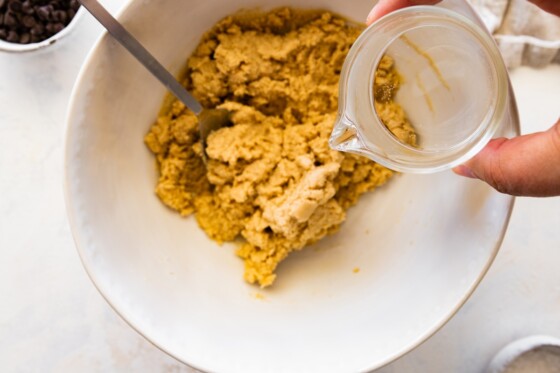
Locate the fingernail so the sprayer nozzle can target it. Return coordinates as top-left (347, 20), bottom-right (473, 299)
top-left (453, 165), bottom-right (477, 179)
top-left (366, 6), bottom-right (378, 24)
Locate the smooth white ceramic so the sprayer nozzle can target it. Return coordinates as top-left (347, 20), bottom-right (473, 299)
top-left (487, 335), bottom-right (560, 373)
top-left (64, 0), bottom-right (519, 372)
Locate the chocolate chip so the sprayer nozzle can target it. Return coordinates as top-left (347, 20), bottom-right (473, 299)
top-left (4, 11), bottom-right (16, 27)
top-left (21, 1), bottom-right (33, 14)
top-left (36, 5), bottom-right (49, 20)
top-left (21, 14), bottom-right (34, 27)
top-left (8, 1), bottom-right (23, 13)
top-left (19, 32), bottom-right (30, 43)
top-left (52, 21), bottom-right (62, 33)
top-left (45, 5), bottom-right (55, 21)
top-left (6, 29), bottom-right (18, 42)
top-left (30, 22), bottom-right (43, 35)
top-left (44, 21), bottom-right (54, 33)
top-left (1, 0), bottom-right (80, 44)
top-left (45, 21), bottom-right (63, 34)
top-left (54, 9), bottom-right (65, 23)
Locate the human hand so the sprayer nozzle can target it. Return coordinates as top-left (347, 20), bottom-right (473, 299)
top-left (366, 0), bottom-right (439, 25)
top-left (366, 0), bottom-right (560, 197)
top-left (454, 121), bottom-right (560, 197)
top-left (366, 0), bottom-right (560, 25)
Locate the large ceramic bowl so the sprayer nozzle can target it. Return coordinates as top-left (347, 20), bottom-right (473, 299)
top-left (64, 0), bottom-right (519, 371)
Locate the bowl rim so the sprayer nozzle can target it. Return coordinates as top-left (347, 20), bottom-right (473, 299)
top-left (487, 335), bottom-right (560, 373)
top-left (0, 5), bottom-right (86, 53)
top-left (63, 1), bottom-right (519, 371)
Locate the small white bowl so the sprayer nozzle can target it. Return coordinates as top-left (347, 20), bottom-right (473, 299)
top-left (488, 335), bottom-right (560, 373)
top-left (0, 6), bottom-right (85, 53)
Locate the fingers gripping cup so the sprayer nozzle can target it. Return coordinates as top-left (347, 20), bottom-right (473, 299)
top-left (329, 6), bottom-right (508, 173)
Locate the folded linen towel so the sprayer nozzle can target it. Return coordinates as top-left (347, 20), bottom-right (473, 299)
top-left (470, 0), bottom-right (560, 68)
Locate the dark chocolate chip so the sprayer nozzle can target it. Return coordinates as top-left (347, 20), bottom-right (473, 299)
top-left (45, 21), bottom-right (54, 33)
top-left (46, 5), bottom-right (56, 21)
top-left (21, 1), bottom-right (33, 14)
top-left (0, 28), bottom-right (6, 39)
top-left (6, 29), bottom-right (18, 42)
top-left (54, 9), bottom-right (64, 23)
top-left (19, 31), bottom-right (29, 43)
top-left (4, 11), bottom-right (16, 27)
top-left (0, 0), bottom-right (77, 43)
top-left (36, 5), bottom-right (49, 20)
top-left (52, 21), bottom-right (62, 32)
top-left (21, 14), bottom-right (34, 27)
top-left (8, 1), bottom-right (23, 13)
top-left (30, 21), bottom-right (43, 35)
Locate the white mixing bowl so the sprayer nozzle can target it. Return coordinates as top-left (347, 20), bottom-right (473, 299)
top-left (64, 0), bottom-right (519, 371)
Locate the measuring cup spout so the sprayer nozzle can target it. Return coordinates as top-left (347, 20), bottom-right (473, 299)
top-left (329, 115), bottom-right (363, 152)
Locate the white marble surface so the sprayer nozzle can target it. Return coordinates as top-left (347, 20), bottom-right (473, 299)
top-left (0, 1), bottom-right (559, 372)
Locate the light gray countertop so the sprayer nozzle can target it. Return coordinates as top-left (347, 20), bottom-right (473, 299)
top-left (1, 1), bottom-right (559, 371)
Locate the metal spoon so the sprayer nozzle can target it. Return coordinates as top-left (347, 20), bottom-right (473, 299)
top-left (78, 0), bottom-right (230, 160)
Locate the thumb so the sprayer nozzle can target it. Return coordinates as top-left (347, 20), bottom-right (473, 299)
top-left (453, 120), bottom-right (560, 197)
top-left (367, 0), bottom-right (440, 25)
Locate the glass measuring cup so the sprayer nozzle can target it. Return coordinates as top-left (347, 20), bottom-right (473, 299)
top-left (329, 6), bottom-right (509, 173)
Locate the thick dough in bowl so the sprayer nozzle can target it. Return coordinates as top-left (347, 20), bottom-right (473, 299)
top-left (145, 8), bottom-right (414, 287)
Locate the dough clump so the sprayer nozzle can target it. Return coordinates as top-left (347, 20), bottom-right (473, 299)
top-left (145, 8), bottom-right (413, 287)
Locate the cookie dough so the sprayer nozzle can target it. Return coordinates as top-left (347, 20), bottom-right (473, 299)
top-left (145, 8), bottom-right (415, 287)
top-left (374, 54), bottom-right (417, 146)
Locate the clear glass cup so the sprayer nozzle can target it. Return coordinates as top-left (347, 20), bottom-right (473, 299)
top-left (329, 6), bottom-right (509, 173)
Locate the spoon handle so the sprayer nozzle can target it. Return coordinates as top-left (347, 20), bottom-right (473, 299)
top-left (78, 0), bottom-right (203, 115)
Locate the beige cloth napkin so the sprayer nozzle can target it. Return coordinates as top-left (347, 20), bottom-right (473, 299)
top-left (470, 0), bottom-right (560, 68)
